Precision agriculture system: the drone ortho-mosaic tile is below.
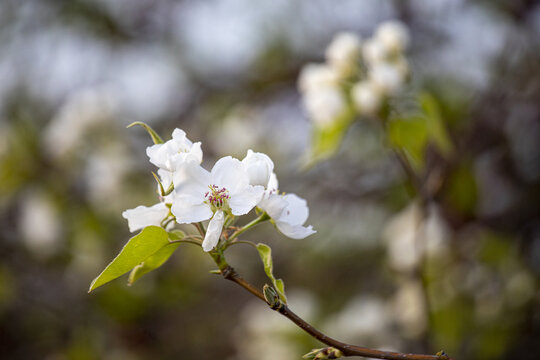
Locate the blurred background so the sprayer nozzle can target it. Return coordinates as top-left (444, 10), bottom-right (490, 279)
top-left (1, 0), bottom-right (539, 359)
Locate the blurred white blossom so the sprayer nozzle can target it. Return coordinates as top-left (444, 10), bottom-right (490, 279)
top-left (44, 87), bottom-right (117, 160)
top-left (369, 62), bottom-right (406, 95)
top-left (383, 202), bottom-right (450, 272)
top-left (325, 32), bottom-right (362, 76)
top-left (19, 190), bottom-right (62, 259)
top-left (363, 37), bottom-right (389, 65)
top-left (323, 296), bottom-right (399, 349)
top-left (392, 280), bottom-right (427, 338)
top-left (302, 86), bottom-right (347, 128)
top-left (375, 20), bottom-right (410, 54)
top-left (298, 63), bottom-right (340, 93)
top-left (352, 81), bottom-right (383, 115)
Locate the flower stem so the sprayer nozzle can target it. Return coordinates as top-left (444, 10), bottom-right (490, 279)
top-left (227, 212), bottom-right (270, 243)
top-left (210, 253), bottom-right (452, 360)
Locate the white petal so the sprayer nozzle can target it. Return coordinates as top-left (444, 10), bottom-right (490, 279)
top-left (242, 149), bottom-right (274, 187)
top-left (146, 143), bottom-right (167, 169)
top-left (189, 142), bottom-right (203, 164)
top-left (202, 210), bottom-right (225, 252)
top-left (122, 203), bottom-right (169, 232)
top-left (157, 168), bottom-right (173, 189)
top-left (259, 193), bottom-right (287, 219)
top-left (211, 156), bottom-right (249, 192)
top-left (171, 128), bottom-right (188, 142)
top-left (173, 160), bottom-right (211, 204)
top-left (275, 222), bottom-right (316, 239)
top-left (279, 193), bottom-right (309, 226)
top-left (171, 201), bottom-right (212, 224)
top-left (266, 172), bottom-right (279, 192)
top-left (229, 185), bottom-right (264, 216)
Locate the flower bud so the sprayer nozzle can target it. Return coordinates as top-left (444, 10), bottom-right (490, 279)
top-left (325, 32), bottom-right (361, 77)
top-left (303, 347), bottom-right (343, 359)
top-left (351, 81), bottom-right (383, 115)
top-left (362, 37), bottom-right (388, 65)
top-left (302, 86), bottom-right (347, 129)
top-left (263, 284), bottom-right (281, 309)
top-left (242, 149), bottom-right (274, 187)
top-left (375, 20), bottom-right (410, 54)
top-left (298, 63), bottom-right (340, 93)
top-left (369, 62), bottom-right (405, 95)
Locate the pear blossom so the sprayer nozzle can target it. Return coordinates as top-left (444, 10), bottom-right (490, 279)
top-left (351, 81), bottom-right (383, 115)
top-left (375, 20), bottom-right (410, 54)
top-left (122, 203), bottom-right (170, 232)
top-left (303, 86), bottom-right (347, 128)
top-left (369, 62), bottom-right (406, 95)
top-left (242, 149), bottom-right (274, 187)
top-left (362, 38), bottom-right (388, 65)
top-left (325, 32), bottom-right (361, 76)
top-left (171, 157), bottom-right (264, 251)
top-left (146, 128), bottom-right (203, 172)
top-left (297, 63), bottom-right (340, 93)
top-left (259, 193), bottom-right (315, 239)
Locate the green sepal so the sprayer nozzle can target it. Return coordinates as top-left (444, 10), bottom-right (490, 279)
top-left (256, 243), bottom-right (287, 303)
top-left (152, 172), bottom-right (174, 197)
top-left (127, 121), bottom-right (164, 144)
top-left (89, 226), bottom-right (169, 292)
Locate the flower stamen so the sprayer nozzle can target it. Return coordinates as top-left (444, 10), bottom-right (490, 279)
top-left (205, 184), bottom-right (230, 210)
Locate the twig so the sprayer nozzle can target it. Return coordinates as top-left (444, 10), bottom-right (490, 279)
top-left (213, 261), bottom-right (452, 360)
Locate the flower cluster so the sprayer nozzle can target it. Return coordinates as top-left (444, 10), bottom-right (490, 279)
top-left (298, 21), bottom-right (410, 127)
top-left (122, 129), bottom-right (315, 252)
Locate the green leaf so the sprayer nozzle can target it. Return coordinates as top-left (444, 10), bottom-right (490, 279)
top-left (256, 243), bottom-right (287, 303)
top-left (304, 109), bottom-right (355, 168)
top-left (388, 115), bottom-right (429, 171)
top-left (88, 226), bottom-right (169, 292)
top-left (420, 93), bottom-right (454, 156)
top-left (128, 243), bottom-right (180, 285)
top-left (127, 121), bottom-right (164, 144)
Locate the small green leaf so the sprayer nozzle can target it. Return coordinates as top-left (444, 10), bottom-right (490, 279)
top-left (127, 121), bottom-right (164, 144)
top-left (420, 93), bottom-right (454, 156)
top-left (304, 109), bottom-right (355, 168)
top-left (388, 116), bottom-right (429, 171)
top-left (128, 243), bottom-right (180, 285)
top-left (89, 226), bottom-right (169, 292)
top-left (256, 243), bottom-right (287, 303)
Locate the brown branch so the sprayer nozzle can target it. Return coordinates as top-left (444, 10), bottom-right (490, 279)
top-left (217, 263), bottom-right (453, 360)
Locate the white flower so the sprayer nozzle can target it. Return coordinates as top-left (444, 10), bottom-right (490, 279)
top-left (369, 62), bottom-right (406, 95)
top-left (242, 149), bottom-right (274, 187)
top-left (303, 86), bottom-right (347, 128)
top-left (122, 203), bottom-right (170, 232)
top-left (146, 128), bottom-right (203, 172)
top-left (325, 32), bottom-right (361, 76)
top-left (171, 157), bottom-right (264, 251)
top-left (297, 63), bottom-right (340, 93)
top-left (260, 193), bottom-right (316, 239)
top-left (362, 38), bottom-right (388, 65)
top-left (375, 20), bottom-right (410, 54)
top-left (351, 81), bottom-right (383, 115)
